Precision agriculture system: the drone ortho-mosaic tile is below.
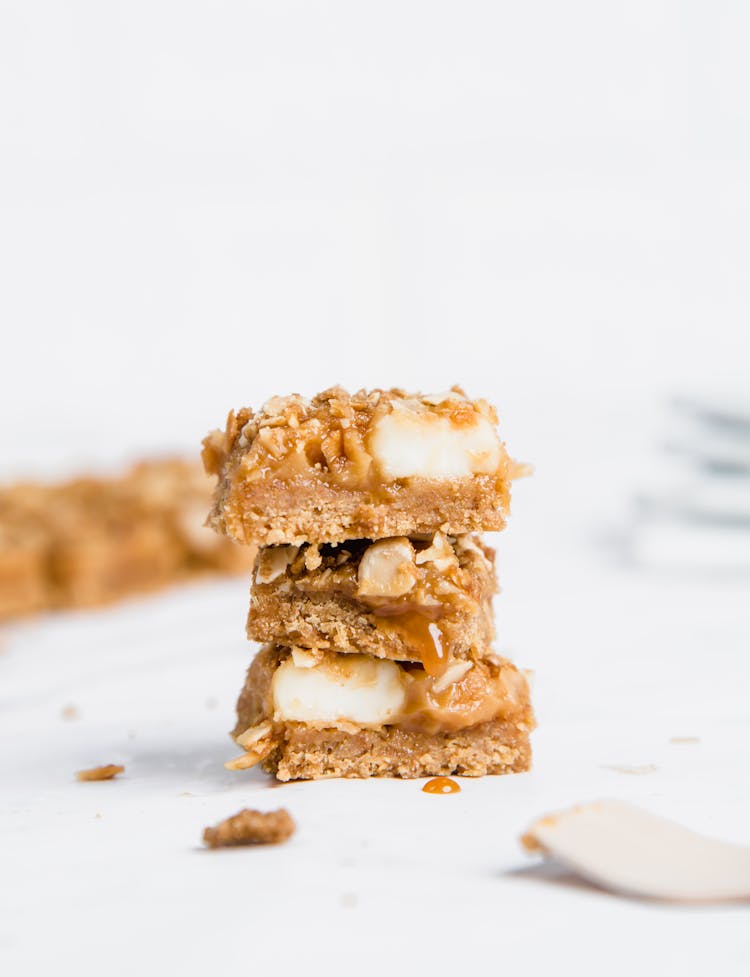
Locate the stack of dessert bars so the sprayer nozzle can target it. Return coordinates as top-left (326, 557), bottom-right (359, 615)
top-left (203, 386), bottom-right (534, 781)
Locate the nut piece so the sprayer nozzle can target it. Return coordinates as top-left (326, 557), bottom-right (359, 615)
top-left (235, 720), bottom-right (273, 749)
top-left (303, 544), bottom-right (322, 572)
top-left (415, 531), bottom-right (458, 572)
top-left (432, 660), bottom-right (473, 694)
top-left (357, 537), bottom-right (417, 598)
top-left (454, 533), bottom-right (493, 571)
top-left (227, 721), bottom-right (276, 770)
top-left (76, 764), bottom-right (124, 782)
top-left (290, 647), bottom-right (321, 669)
top-left (203, 808), bottom-right (296, 848)
top-left (255, 545), bottom-right (299, 584)
top-left (420, 390), bottom-right (466, 406)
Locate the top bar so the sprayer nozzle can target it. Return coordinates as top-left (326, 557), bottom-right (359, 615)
top-left (203, 386), bottom-right (524, 546)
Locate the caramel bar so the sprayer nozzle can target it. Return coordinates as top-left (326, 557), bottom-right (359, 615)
top-left (0, 459), bottom-right (251, 620)
top-left (248, 533), bottom-right (497, 675)
top-left (0, 523), bottom-right (49, 619)
top-left (227, 645), bottom-right (534, 781)
top-left (203, 386), bottom-right (524, 546)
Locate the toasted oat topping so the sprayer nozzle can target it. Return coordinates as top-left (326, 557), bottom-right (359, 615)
top-left (203, 385), bottom-right (508, 488)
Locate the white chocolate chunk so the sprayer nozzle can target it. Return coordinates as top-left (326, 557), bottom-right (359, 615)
top-left (272, 653), bottom-right (407, 726)
top-left (370, 407), bottom-right (501, 479)
top-left (357, 537), bottom-right (417, 597)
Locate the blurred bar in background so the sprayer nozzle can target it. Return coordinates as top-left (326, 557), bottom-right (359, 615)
top-left (0, 458), bottom-right (253, 621)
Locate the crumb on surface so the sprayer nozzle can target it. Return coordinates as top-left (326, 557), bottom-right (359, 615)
top-left (203, 808), bottom-right (295, 848)
top-left (61, 704), bottom-right (79, 721)
top-left (76, 764), bottom-right (125, 782)
top-left (602, 764), bottom-right (658, 775)
top-left (669, 736), bottom-right (701, 745)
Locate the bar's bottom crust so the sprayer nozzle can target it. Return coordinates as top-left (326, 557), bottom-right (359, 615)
top-left (259, 719), bottom-right (532, 781)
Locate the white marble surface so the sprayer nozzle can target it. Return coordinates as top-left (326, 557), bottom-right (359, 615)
top-left (3, 459), bottom-right (749, 975)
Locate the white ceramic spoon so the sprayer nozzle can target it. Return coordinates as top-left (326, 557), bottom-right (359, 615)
top-left (521, 800), bottom-right (750, 903)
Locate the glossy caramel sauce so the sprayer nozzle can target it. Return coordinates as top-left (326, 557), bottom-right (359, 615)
top-left (422, 777), bottom-right (460, 794)
top-left (369, 606), bottom-right (448, 676)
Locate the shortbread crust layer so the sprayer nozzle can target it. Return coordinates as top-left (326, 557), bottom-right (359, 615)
top-left (258, 719), bottom-right (532, 781)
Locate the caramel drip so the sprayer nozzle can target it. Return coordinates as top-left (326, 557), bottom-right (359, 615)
top-left (422, 777), bottom-right (460, 794)
top-left (369, 605), bottom-right (449, 676)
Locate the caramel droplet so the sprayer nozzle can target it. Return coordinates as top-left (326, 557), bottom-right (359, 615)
top-left (422, 777), bottom-right (461, 794)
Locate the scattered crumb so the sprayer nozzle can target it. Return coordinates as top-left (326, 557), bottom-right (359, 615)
top-left (94, 813), bottom-right (103, 819)
top-left (205, 697), bottom-right (219, 710)
top-left (669, 736), bottom-right (701, 745)
top-left (76, 764), bottom-right (125, 782)
top-left (203, 808), bottom-right (295, 849)
top-left (179, 792), bottom-right (194, 798)
top-left (339, 892), bottom-right (358, 908)
top-left (61, 704), bottom-right (79, 721)
top-left (602, 764), bottom-right (658, 776)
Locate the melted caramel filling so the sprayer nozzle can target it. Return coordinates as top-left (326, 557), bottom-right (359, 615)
top-left (398, 659), bottom-right (526, 734)
top-left (367, 604), bottom-right (449, 676)
top-left (422, 777), bottom-right (461, 794)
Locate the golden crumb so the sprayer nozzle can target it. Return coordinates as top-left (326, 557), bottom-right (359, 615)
top-left (61, 704), bottom-right (79, 721)
top-left (76, 764), bottom-right (125, 782)
top-left (202, 808), bottom-right (296, 848)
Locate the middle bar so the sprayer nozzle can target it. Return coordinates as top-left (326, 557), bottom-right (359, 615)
top-left (247, 531), bottom-right (497, 677)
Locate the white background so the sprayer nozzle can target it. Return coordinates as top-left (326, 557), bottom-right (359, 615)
top-left (1, 3), bottom-right (749, 975)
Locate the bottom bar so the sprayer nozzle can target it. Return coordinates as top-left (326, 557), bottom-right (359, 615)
top-left (229, 645), bottom-right (534, 781)
top-left (253, 719), bottom-right (531, 781)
